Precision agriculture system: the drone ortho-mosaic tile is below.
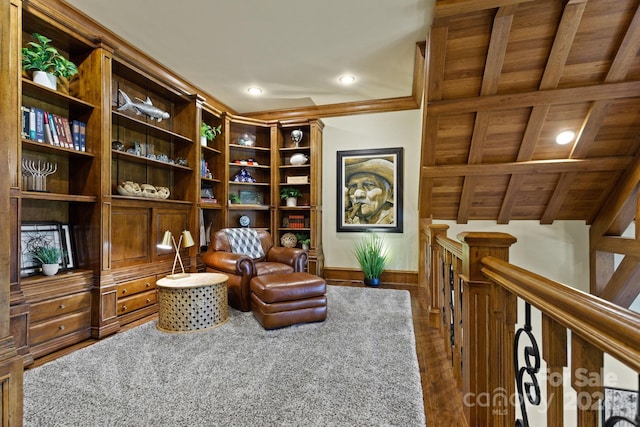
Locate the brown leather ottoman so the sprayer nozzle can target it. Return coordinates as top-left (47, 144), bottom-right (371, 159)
top-left (250, 272), bottom-right (327, 329)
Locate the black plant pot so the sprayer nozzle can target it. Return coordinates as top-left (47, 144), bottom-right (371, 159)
top-left (364, 277), bottom-right (380, 287)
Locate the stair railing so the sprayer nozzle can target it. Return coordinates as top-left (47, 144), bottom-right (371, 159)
top-left (426, 224), bottom-right (640, 427)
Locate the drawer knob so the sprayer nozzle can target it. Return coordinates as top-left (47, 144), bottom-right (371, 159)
top-left (59, 325), bottom-right (65, 330)
top-left (145, 282), bottom-right (151, 287)
top-left (59, 304), bottom-right (65, 309)
top-left (146, 298), bottom-right (151, 303)
top-left (122, 289), bottom-right (128, 294)
top-left (122, 305), bottom-right (127, 311)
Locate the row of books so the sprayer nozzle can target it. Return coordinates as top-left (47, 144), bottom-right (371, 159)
top-left (21, 106), bottom-right (87, 151)
top-left (284, 214), bottom-right (306, 229)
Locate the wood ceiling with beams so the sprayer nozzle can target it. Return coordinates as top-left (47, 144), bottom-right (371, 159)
top-left (420, 0), bottom-right (640, 224)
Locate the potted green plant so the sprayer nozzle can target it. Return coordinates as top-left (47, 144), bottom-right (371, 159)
top-left (22, 33), bottom-right (78, 91)
top-left (229, 193), bottom-right (241, 204)
top-left (295, 233), bottom-right (310, 250)
top-left (200, 122), bottom-right (222, 146)
top-left (280, 187), bottom-right (303, 207)
top-left (353, 233), bottom-right (388, 287)
top-left (30, 246), bottom-right (63, 276)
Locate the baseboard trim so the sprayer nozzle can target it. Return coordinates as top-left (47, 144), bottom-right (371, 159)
top-left (323, 267), bottom-right (418, 287)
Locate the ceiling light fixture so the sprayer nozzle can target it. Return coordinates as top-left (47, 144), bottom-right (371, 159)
top-left (555, 130), bottom-right (575, 145)
top-left (247, 87), bottom-right (263, 95)
top-left (339, 75), bottom-right (356, 85)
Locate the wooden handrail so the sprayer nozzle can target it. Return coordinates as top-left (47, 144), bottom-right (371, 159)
top-left (434, 234), bottom-right (463, 259)
top-left (481, 256), bottom-right (640, 372)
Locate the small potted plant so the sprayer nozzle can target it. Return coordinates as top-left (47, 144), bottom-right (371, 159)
top-left (295, 233), bottom-right (310, 250)
top-left (353, 233), bottom-right (388, 287)
top-left (30, 246), bottom-right (63, 276)
top-left (22, 33), bottom-right (78, 92)
top-left (200, 122), bottom-right (222, 146)
top-left (280, 187), bottom-right (302, 207)
top-left (229, 193), bottom-right (241, 205)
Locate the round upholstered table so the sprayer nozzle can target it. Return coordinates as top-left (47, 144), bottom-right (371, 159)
top-left (156, 272), bottom-right (229, 333)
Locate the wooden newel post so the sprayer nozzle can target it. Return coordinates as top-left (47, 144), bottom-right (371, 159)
top-left (426, 224), bottom-right (449, 328)
top-left (457, 232), bottom-right (517, 427)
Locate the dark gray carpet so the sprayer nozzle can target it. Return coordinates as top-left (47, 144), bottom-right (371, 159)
top-left (23, 285), bottom-right (426, 426)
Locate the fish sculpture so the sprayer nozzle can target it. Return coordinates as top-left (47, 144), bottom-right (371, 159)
top-left (117, 89), bottom-right (170, 122)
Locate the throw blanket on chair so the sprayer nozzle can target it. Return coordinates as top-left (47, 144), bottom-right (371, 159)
top-left (223, 228), bottom-right (265, 259)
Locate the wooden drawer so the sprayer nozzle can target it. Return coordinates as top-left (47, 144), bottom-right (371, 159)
top-left (29, 291), bottom-right (92, 323)
top-left (117, 289), bottom-right (157, 315)
top-left (29, 309), bottom-right (91, 347)
top-left (117, 276), bottom-right (156, 298)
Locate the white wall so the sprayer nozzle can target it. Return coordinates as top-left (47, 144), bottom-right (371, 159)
top-left (322, 110), bottom-right (422, 272)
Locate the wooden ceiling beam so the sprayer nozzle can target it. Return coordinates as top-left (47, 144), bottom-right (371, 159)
top-left (426, 80), bottom-right (640, 116)
top-left (423, 157), bottom-right (631, 177)
top-left (540, 172), bottom-right (577, 224)
top-left (596, 256), bottom-right (640, 308)
top-left (498, 1), bottom-right (586, 223)
top-left (459, 5), bottom-right (516, 223)
top-left (550, 3), bottom-right (640, 224)
top-left (435, 0), bottom-right (534, 18)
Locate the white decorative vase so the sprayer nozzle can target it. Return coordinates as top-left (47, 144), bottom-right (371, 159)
top-left (302, 242), bottom-right (310, 251)
top-left (286, 197), bottom-right (297, 207)
top-left (289, 153), bottom-right (308, 165)
top-left (200, 136), bottom-right (207, 146)
top-left (32, 70), bottom-right (57, 90)
top-left (42, 263), bottom-right (59, 276)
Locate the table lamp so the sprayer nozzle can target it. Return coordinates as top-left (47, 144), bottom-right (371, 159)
top-left (158, 230), bottom-right (195, 279)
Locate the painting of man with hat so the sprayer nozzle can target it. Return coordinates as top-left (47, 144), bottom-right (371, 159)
top-left (337, 147), bottom-right (403, 232)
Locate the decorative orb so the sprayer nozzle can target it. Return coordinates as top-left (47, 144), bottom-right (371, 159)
top-left (280, 232), bottom-right (297, 248)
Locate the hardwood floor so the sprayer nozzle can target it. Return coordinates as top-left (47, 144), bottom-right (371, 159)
top-left (27, 281), bottom-right (467, 426)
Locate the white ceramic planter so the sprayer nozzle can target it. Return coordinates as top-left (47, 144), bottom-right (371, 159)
top-left (42, 263), bottom-right (59, 276)
top-left (200, 136), bottom-right (207, 146)
top-left (286, 197), bottom-right (297, 207)
top-left (32, 70), bottom-right (57, 90)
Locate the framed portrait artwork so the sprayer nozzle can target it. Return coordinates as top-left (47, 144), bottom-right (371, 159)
top-left (336, 147), bottom-right (403, 233)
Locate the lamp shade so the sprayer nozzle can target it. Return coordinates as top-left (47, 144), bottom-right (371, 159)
top-left (182, 230), bottom-right (195, 248)
top-left (158, 230), bottom-right (173, 249)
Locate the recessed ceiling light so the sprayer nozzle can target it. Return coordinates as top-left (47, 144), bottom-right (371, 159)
top-left (247, 87), bottom-right (263, 95)
top-left (339, 75), bottom-right (356, 85)
top-left (555, 130), bottom-right (575, 145)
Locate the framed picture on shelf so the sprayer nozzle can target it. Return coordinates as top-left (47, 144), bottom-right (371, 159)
top-left (336, 147), bottom-right (403, 233)
top-left (20, 222), bottom-right (74, 276)
top-left (239, 190), bottom-right (263, 205)
top-left (602, 386), bottom-right (638, 426)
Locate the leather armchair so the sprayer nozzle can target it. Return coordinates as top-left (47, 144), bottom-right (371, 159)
top-left (202, 229), bottom-right (308, 311)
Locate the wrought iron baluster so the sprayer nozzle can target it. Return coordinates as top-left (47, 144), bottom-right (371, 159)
top-left (514, 302), bottom-right (541, 427)
top-left (449, 261), bottom-right (455, 351)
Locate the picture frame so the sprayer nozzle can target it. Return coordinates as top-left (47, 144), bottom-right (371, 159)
top-left (239, 190), bottom-right (264, 205)
top-left (20, 222), bottom-right (74, 276)
top-left (602, 386), bottom-right (638, 426)
top-left (337, 147), bottom-right (403, 233)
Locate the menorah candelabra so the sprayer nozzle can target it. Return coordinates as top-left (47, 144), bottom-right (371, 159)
top-left (22, 159), bottom-right (57, 192)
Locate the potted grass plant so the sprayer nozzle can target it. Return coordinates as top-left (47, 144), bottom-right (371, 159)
top-left (353, 233), bottom-right (388, 287)
top-left (30, 246), bottom-right (63, 276)
top-left (21, 33), bottom-right (78, 92)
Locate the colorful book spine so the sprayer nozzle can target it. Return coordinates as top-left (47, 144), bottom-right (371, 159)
top-left (71, 120), bottom-right (81, 151)
top-left (79, 121), bottom-right (86, 151)
top-left (47, 113), bottom-right (60, 146)
top-left (34, 108), bottom-right (45, 142)
top-left (21, 106), bottom-right (30, 139)
top-left (43, 112), bottom-right (54, 145)
top-left (28, 107), bottom-right (36, 140)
